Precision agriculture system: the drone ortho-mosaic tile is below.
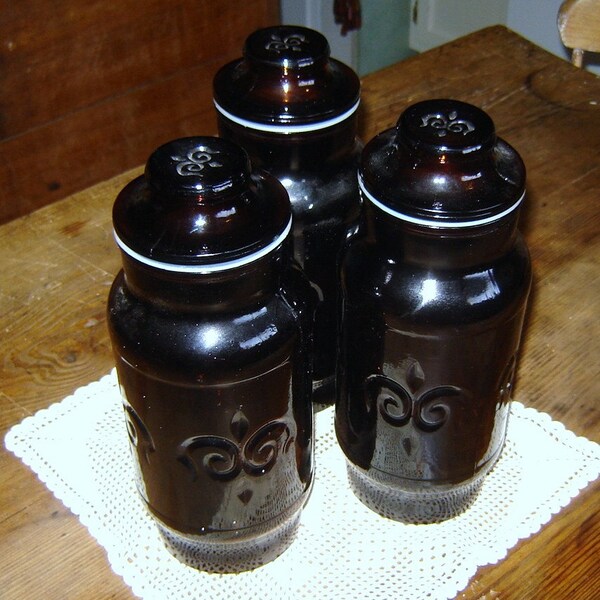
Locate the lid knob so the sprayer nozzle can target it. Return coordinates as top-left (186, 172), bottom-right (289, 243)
top-left (145, 137), bottom-right (251, 198)
top-left (398, 99), bottom-right (495, 155)
top-left (113, 137), bottom-right (291, 270)
top-left (244, 26), bottom-right (329, 69)
top-left (359, 99), bottom-right (526, 227)
top-left (213, 25), bottom-right (360, 128)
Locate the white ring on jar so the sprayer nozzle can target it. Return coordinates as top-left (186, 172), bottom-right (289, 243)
top-left (114, 216), bottom-right (292, 274)
top-left (213, 99), bottom-right (360, 134)
top-left (358, 174), bottom-right (525, 228)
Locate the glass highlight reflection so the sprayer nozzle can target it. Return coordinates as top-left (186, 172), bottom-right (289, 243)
top-left (420, 278), bottom-right (439, 304)
top-left (465, 269), bottom-right (501, 305)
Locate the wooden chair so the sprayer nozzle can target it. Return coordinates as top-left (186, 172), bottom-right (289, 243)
top-left (558, 0), bottom-right (600, 68)
top-left (0, 1), bottom-right (279, 224)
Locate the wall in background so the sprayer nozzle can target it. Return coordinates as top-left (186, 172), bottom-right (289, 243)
top-left (505, 0), bottom-right (599, 72)
top-left (409, 0), bottom-right (600, 74)
top-left (507, 0), bottom-right (567, 60)
top-left (357, 0), bottom-right (415, 75)
top-left (280, 0), bottom-right (358, 68)
top-left (409, 0), bottom-right (509, 52)
top-left (281, 1), bottom-right (599, 75)
top-left (280, 0), bottom-right (414, 75)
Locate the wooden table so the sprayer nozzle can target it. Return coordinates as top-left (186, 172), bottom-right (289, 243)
top-left (1, 26), bottom-right (598, 599)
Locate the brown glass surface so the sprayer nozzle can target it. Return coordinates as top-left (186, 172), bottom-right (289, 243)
top-left (213, 26), bottom-right (360, 125)
top-left (337, 100), bottom-right (531, 522)
top-left (360, 99), bottom-right (526, 223)
top-left (337, 214), bottom-right (531, 522)
top-left (108, 137), bottom-right (314, 572)
top-left (214, 26), bottom-right (363, 404)
top-left (108, 257), bottom-right (314, 572)
top-left (1, 27), bottom-right (599, 599)
top-left (113, 137), bottom-right (291, 266)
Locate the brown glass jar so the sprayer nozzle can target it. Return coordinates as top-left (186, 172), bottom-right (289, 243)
top-left (107, 137), bottom-right (314, 572)
top-left (213, 26), bottom-right (363, 405)
top-left (335, 100), bottom-right (532, 523)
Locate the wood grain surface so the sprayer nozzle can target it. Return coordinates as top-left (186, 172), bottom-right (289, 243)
top-left (1, 26), bottom-right (598, 600)
top-left (0, 0), bottom-right (279, 224)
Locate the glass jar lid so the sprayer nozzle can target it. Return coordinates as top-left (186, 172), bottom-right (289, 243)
top-left (359, 99), bottom-right (526, 227)
top-left (112, 137), bottom-right (291, 272)
top-left (213, 26), bottom-right (360, 132)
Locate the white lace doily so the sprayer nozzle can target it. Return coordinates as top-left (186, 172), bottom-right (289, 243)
top-left (5, 371), bottom-right (599, 600)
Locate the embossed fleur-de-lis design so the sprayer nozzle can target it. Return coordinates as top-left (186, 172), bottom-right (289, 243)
top-left (265, 33), bottom-right (307, 53)
top-left (171, 149), bottom-right (223, 176)
top-left (420, 110), bottom-right (475, 137)
top-left (365, 360), bottom-right (461, 432)
top-left (176, 410), bottom-right (294, 482)
top-left (122, 399), bottom-right (156, 464)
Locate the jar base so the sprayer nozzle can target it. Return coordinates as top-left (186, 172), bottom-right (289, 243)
top-left (157, 509), bottom-right (302, 573)
top-left (312, 374), bottom-right (336, 409)
top-left (345, 461), bottom-right (486, 524)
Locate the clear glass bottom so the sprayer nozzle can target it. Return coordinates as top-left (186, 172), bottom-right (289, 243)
top-left (346, 461), bottom-right (489, 524)
top-left (153, 482), bottom-right (313, 573)
top-left (157, 507), bottom-right (302, 573)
